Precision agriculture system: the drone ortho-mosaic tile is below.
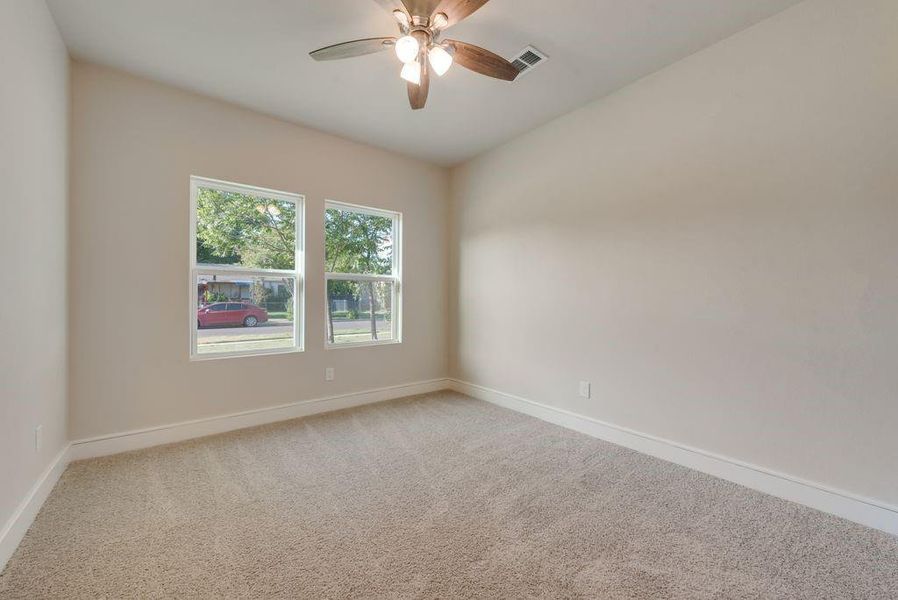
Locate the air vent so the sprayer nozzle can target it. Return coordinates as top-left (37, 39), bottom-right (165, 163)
top-left (510, 46), bottom-right (548, 77)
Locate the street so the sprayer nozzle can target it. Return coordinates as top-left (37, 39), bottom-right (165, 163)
top-left (197, 318), bottom-right (389, 338)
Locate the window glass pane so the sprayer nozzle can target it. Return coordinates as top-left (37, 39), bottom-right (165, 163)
top-left (327, 280), bottom-right (394, 345)
top-left (196, 274), bottom-right (295, 355)
top-left (196, 186), bottom-right (296, 270)
top-left (325, 207), bottom-right (394, 275)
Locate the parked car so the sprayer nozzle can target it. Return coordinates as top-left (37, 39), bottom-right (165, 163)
top-left (197, 302), bottom-right (269, 328)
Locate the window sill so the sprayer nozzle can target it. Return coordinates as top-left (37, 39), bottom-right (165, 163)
top-left (189, 347), bottom-right (304, 362)
top-left (325, 339), bottom-right (402, 351)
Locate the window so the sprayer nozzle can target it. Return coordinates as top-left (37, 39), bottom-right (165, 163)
top-left (190, 177), bottom-right (303, 359)
top-left (325, 201), bottom-right (401, 347)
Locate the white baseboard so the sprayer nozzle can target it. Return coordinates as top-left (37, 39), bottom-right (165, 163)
top-left (0, 445), bottom-right (71, 570)
top-left (5, 377), bottom-right (891, 574)
top-left (449, 378), bottom-right (898, 536)
top-left (1, 379), bottom-right (449, 571)
top-left (69, 378), bottom-right (450, 461)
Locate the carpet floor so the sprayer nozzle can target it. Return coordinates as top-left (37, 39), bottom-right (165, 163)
top-left (1, 391), bottom-right (896, 599)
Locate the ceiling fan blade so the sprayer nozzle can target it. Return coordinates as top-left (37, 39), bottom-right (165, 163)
top-left (310, 37), bottom-right (395, 61)
top-left (401, 0), bottom-right (443, 19)
top-left (408, 58), bottom-right (430, 110)
top-left (446, 40), bottom-right (519, 81)
top-left (434, 0), bottom-right (490, 27)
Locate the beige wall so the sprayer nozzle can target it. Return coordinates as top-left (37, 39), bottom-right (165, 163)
top-left (0, 1), bottom-right (69, 531)
top-left (450, 0), bottom-right (898, 506)
top-left (69, 62), bottom-right (449, 439)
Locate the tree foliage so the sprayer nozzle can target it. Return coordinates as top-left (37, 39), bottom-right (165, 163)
top-left (251, 281), bottom-right (273, 308)
top-left (325, 208), bottom-right (393, 275)
top-left (196, 188), bottom-right (296, 270)
top-left (196, 191), bottom-right (394, 340)
top-left (325, 208), bottom-right (394, 341)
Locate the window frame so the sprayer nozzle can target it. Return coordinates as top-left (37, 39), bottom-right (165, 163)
top-left (189, 176), bottom-right (305, 360)
top-left (325, 200), bottom-right (402, 350)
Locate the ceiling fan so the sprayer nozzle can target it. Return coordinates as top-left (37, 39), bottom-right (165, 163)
top-left (310, 0), bottom-right (520, 110)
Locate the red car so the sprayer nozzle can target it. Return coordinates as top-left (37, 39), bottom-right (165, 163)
top-left (197, 302), bottom-right (269, 328)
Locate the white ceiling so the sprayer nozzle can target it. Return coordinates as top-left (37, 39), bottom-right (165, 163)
top-left (47, 0), bottom-right (802, 166)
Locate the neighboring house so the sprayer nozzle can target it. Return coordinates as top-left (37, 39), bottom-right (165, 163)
top-left (200, 279), bottom-right (252, 302)
top-left (197, 278), bottom-right (290, 307)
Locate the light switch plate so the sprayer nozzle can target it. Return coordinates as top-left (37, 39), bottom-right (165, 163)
top-left (325, 368), bottom-right (335, 382)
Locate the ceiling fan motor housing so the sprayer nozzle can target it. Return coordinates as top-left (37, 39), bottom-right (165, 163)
top-left (411, 29), bottom-right (431, 57)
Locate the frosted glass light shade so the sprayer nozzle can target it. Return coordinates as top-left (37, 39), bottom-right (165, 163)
top-left (400, 60), bottom-right (422, 85)
top-left (431, 12), bottom-right (449, 29)
top-left (428, 45), bottom-right (453, 76)
top-left (393, 10), bottom-right (409, 28)
top-left (395, 35), bottom-right (420, 63)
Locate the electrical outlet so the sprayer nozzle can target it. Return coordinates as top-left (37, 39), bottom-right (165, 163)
top-left (325, 368), bottom-right (335, 382)
top-left (34, 425), bottom-right (42, 452)
top-left (579, 381), bottom-right (591, 399)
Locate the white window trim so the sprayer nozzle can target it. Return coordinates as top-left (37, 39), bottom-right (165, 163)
top-left (325, 200), bottom-right (402, 349)
top-left (189, 176), bottom-right (305, 360)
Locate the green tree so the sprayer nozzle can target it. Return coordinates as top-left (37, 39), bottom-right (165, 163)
top-left (251, 281), bottom-right (273, 309)
top-left (204, 290), bottom-right (228, 304)
top-left (325, 208), bottom-right (393, 342)
top-left (196, 188), bottom-right (296, 269)
top-left (196, 188), bottom-right (296, 314)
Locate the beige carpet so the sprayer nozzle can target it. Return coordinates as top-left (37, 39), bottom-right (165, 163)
top-left (1, 391), bottom-right (896, 599)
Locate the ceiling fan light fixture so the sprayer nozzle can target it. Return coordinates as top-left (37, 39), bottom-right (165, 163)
top-left (392, 9), bottom-right (410, 28)
top-left (310, 0), bottom-right (520, 110)
top-left (428, 45), bottom-right (454, 76)
top-left (395, 35), bottom-right (420, 63)
top-left (400, 60), bottom-right (422, 85)
top-left (431, 12), bottom-right (449, 30)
